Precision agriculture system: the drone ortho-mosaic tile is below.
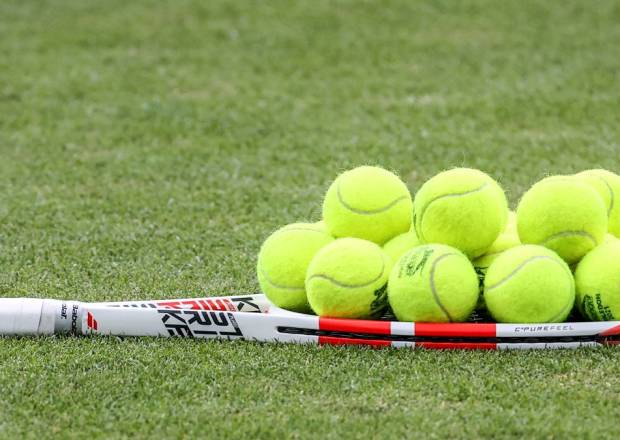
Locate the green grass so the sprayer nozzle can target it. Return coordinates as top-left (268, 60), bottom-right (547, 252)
top-left (1, 0), bottom-right (620, 438)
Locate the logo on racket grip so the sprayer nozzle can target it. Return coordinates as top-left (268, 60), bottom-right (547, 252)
top-left (86, 312), bottom-right (99, 331)
top-left (71, 304), bottom-right (80, 334)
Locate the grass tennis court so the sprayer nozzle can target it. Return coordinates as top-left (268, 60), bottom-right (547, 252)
top-left (1, 0), bottom-right (620, 438)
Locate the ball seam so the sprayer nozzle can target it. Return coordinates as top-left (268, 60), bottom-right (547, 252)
top-left (485, 255), bottom-right (567, 292)
top-left (594, 175), bottom-right (614, 217)
top-left (416, 182), bottom-right (489, 242)
top-left (429, 253), bottom-right (458, 322)
top-left (307, 258), bottom-right (386, 289)
top-left (478, 249), bottom-right (508, 260)
top-left (548, 294), bottom-right (575, 323)
top-left (258, 267), bottom-right (305, 291)
top-left (336, 182), bottom-right (409, 215)
top-left (538, 230), bottom-right (598, 247)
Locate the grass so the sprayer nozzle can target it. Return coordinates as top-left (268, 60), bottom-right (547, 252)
top-left (1, 0), bottom-right (620, 438)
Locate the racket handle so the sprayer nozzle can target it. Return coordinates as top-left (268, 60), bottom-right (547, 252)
top-left (0, 298), bottom-right (71, 336)
top-left (0, 299), bottom-right (47, 335)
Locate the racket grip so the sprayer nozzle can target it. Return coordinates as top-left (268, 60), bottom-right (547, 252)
top-left (0, 299), bottom-right (47, 335)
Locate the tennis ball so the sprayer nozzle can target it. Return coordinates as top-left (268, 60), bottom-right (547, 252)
top-left (383, 231), bottom-right (419, 265)
top-left (516, 176), bottom-right (607, 264)
top-left (471, 223), bottom-right (521, 309)
top-left (314, 220), bottom-right (327, 229)
top-left (257, 223), bottom-right (334, 313)
top-left (472, 220), bottom-right (521, 278)
top-left (413, 168), bottom-right (508, 258)
top-left (576, 169), bottom-right (620, 238)
top-left (322, 166), bottom-right (413, 245)
top-left (484, 245), bottom-right (575, 323)
top-left (575, 241), bottom-right (620, 321)
top-left (505, 210), bottom-right (517, 235)
top-left (388, 244), bottom-right (479, 322)
top-left (605, 233), bottom-right (619, 244)
top-left (306, 238), bottom-right (389, 318)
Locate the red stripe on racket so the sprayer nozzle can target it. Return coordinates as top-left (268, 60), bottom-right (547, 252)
top-left (417, 341), bottom-right (497, 350)
top-left (319, 318), bottom-right (392, 335)
top-left (415, 323), bottom-right (497, 338)
top-left (319, 336), bottom-right (392, 347)
top-left (600, 324), bottom-right (620, 337)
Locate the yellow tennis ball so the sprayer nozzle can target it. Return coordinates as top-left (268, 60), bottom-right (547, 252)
top-left (387, 244), bottom-right (479, 322)
top-left (575, 241), bottom-right (620, 321)
top-left (257, 223), bottom-right (334, 313)
top-left (382, 231), bottom-right (420, 266)
top-left (471, 224), bottom-right (521, 310)
top-left (517, 176), bottom-right (607, 264)
top-left (306, 238), bottom-right (390, 318)
top-left (472, 222), bottom-right (521, 278)
top-left (505, 210), bottom-right (517, 236)
top-left (413, 168), bottom-right (508, 258)
top-left (484, 245), bottom-right (575, 323)
top-left (576, 169), bottom-right (620, 238)
top-left (314, 220), bottom-right (327, 229)
top-left (322, 166), bottom-right (413, 245)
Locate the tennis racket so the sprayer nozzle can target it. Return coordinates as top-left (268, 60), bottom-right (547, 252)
top-left (1, 294), bottom-right (619, 350)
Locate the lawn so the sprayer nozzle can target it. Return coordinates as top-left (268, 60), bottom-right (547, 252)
top-left (1, 0), bottom-right (620, 438)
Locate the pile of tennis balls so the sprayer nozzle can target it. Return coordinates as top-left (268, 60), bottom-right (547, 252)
top-left (257, 166), bottom-right (620, 324)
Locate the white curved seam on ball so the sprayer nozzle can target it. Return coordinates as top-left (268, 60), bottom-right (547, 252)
top-left (548, 292), bottom-right (575, 323)
top-left (336, 182), bottom-right (409, 215)
top-left (478, 249), bottom-right (508, 260)
top-left (559, 260), bottom-right (575, 279)
top-left (596, 175), bottom-right (614, 217)
top-left (485, 255), bottom-right (563, 292)
top-left (259, 268), bottom-right (305, 291)
top-left (538, 230), bottom-right (598, 247)
top-left (429, 253), bottom-right (456, 322)
top-left (416, 182), bottom-right (489, 242)
top-left (471, 243), bottom-right (495, 258)
top-left (307, 259), bottom-right (386, 289)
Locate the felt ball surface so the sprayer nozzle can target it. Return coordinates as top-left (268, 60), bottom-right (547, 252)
top-left (472, 211), bottom-right (521, 280)
top-left (576, 169), bottom-right (620, 238)
top-left (388, 244), bottom-right (479, 322)
top-left (257, 222), bottom-right (334, 313)
top-left (483, 245), bottom-right (575, 323)
top-left (383, 231), bottom-right (420, 268)
top-left (517, 176), bottom-right (607, 264)
top-left (413, 168), bottom-right (508, 258)
top-left (575, 241), bottom-right (620, 321)
top-left (472, 218), bottom-right (521, 310)
top-left (306, 237), bottom-right (390, 318)
top-left (322, 166), bottom-right (413, 245)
